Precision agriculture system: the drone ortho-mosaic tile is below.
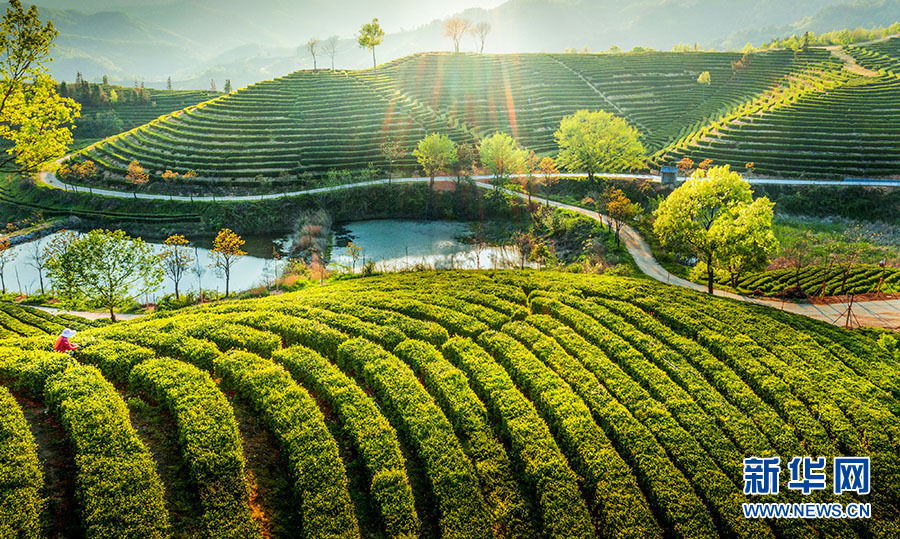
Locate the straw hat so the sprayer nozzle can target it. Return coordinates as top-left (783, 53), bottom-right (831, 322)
top-left (61, 328), bottom-right (77, 339)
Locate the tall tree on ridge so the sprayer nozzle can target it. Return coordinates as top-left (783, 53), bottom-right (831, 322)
top-left (470, 21), bottom-right (491, 53)
top-left (443, 17), bottom-right (471, 53)
top-left (323, 35), bottom-right (339, 70)
top-left (307, 38), bottom-right (320, 72)
top-left (358, 18), bottom-right (385, 73)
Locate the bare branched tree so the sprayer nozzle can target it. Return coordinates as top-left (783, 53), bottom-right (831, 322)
top-left (323, 35), bottom-right (339, 70)
top-left (443, 17), bottom-right (472, 53)
top-left (469, 21), bottom-right (491, 53)
top-left (307, 38), bottom-right (320, 71)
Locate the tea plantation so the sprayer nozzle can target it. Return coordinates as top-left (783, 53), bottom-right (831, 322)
top-left (715, 264), bottom-right (900, 297)
top-left (64, 43), bottom-right (900, 190)
top-left (1, 271), bottom-right (898, 538)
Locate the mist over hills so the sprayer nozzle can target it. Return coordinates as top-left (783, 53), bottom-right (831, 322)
top-left (32, 0), bottom-right (900, 89)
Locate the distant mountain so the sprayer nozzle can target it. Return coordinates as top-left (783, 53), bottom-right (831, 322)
top-left (32, 0), bottom-right (900, 89)
top-left (714, 0), bottom-right (900, 49)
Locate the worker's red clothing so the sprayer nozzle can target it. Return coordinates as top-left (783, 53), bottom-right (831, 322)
top-left (54, 336), bottom-right (78, 353)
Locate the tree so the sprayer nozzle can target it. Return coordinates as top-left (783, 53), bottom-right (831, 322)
top-left (346, 241), bottom-right (362, 272)
top-left (108, 88), bottom-right (118, 103)
top-left (478, 132), bottom-right (527, 183)
top-left (653, 165), bottom-right (776, 294)
top-left (529, 241), bottom-right (553, 270)
top-left (358, 18), bottom-right (385, 73)
top-left (779, 230), bottom-right (815, 288)
top-left (554, 110), bottom-right (646, 185)
top-left (469, 22), bottom-right (491, 53)
top-left (712, 198), bottom-right (778, 288)
top-left (605, 188), bottom-right (639, 245)
top-left (161, 234), bottom-right (195, 300)
top-left (697, 158), bottom-right (713, 176)
top-left (127, 161), bottom-right (148, 192)
top-left (166, 76), bottom-right (172, 90)
top-left (306, 38), bottom-right (319, 71)
top-left (161, 169), bottom-right (179, 185)
top-left (323, 35), bottom-right (339, 70)
top-left (27, 239), bottom-right (50, 294)
top-left (538, 156), bottom-right (559, 204)
top-left (414, 133), bottom-right (456, 217)
top-left (210, 228), bottom-right (246, 297)
top-left (443, 17), bottom-right (471, 53)
top-left (223, 79), bottom-right (232, 93)
top-left (0, 0), bottom-right (80, 175)
top-left (455, 143), bottom-right (476, 183)
top-left (0, 237), bottom-right (13, 294)
top-left (45, 229), bottom-right (163, 321)
top-left (676, 157), bottom-right (694, 176)
top-left (414, 133), bottom-right (457, 189)
top-left (380, 139), bottom-right (407, 184)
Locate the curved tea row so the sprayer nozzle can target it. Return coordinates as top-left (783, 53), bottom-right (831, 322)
top-left (1, 271), bottom-right (897, 538)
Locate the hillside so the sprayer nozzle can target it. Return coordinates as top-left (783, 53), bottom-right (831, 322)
top-left (37, 0), bottom-right (900, 84)
top-left (1, 271), bottom-right (898, 537)
top-left (62, 44), bottom-right (900, 191)
top-left (72, 88), bottom-right (220, 143)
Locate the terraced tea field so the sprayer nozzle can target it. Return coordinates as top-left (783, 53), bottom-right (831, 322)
top-left (64, 43), bottom-right (900, 191)
top-left (2, 271), bottom-right (897, 538)
top-left (0, 303), bottom-right (94, 339)
top-left (716, 264), bottom-right (900, 297)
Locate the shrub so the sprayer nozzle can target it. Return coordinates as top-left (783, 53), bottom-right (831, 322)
top-left (0, 386), bottom-right (44, 539)
top-left (129, 358), bottom-right (259, 538)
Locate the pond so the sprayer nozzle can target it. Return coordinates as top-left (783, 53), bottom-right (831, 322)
top-left (2, 220), bottom-right (523, 301)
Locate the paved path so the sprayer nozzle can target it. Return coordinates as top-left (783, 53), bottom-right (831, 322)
top-left (33, 305), bottom-right (144, 322)
top-left (35, 168), bottom-right (900, 329)
top-left (37, 169), bottom-right (900, 202)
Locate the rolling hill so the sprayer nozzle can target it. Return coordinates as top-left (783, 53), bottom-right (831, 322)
top-left (62, 41), bottom-right (900, 191)
top-left (1, 271), bottom-right (898, 537)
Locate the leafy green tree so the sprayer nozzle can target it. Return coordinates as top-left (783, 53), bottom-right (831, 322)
top-left (414, 133), bottom-right (457, 189)
top-left (210, 228), bottom-right (246, 297)
top-left (0, 0), bottom-right (80, 174)
top-left (478, 132), bottom-right (527, 184)
top-left (358, 18), bottom-right (385, 72)
top-left (45, 229), bottom-right (163, 321)
top-left (712, 198), bottom-right (778, 288)
top-left (653, 165), bottom-right (776, 294)
top-left (554, 110), bottom-right (646, 185)
top-left (161, 234), bottom-right (195, 300)
top-left (223, 79), bottom-right (233, 93)
top-left (414, 133), bottom-right (457, 217)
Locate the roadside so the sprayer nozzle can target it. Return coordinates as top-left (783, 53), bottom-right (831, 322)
top-left (31, 305), bottom-right (145, 321)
